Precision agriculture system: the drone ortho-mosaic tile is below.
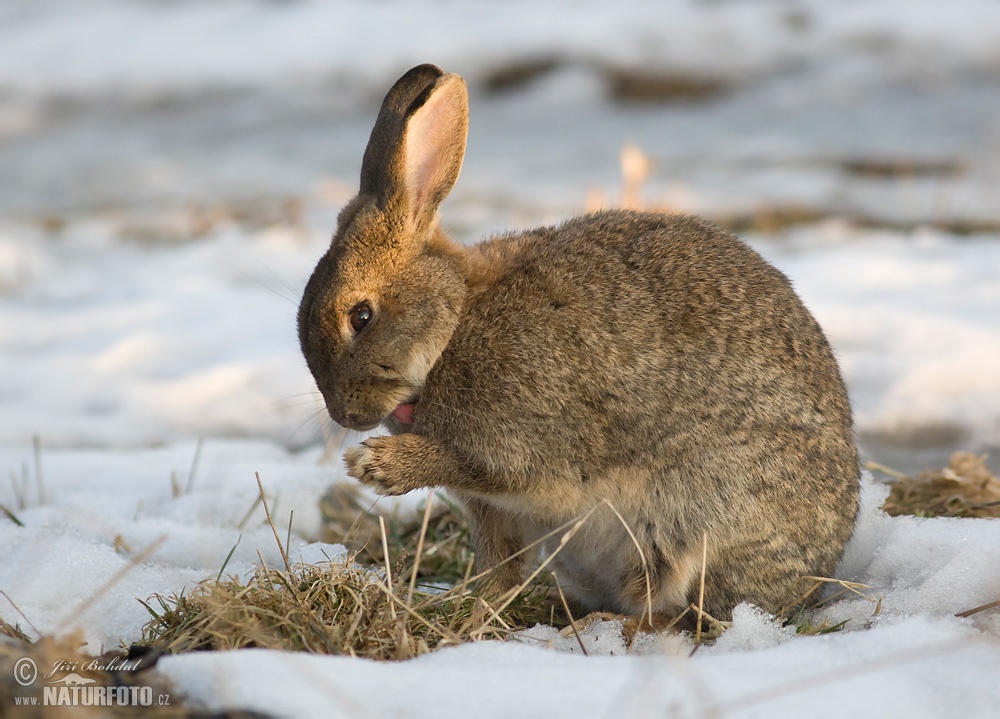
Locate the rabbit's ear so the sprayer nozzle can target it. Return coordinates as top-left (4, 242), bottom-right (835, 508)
top-left (360, 64), bottom-right (468, 232)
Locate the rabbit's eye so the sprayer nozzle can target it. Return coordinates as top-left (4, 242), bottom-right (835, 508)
top-left (349, 303), bottom-right (373, 334)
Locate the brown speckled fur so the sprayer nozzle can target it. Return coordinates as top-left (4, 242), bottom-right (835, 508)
top-left (298, 64), bottom-right (860, 620)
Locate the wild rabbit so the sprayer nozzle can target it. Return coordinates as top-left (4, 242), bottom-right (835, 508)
top-left (298, 64), bottom-right (860, 621)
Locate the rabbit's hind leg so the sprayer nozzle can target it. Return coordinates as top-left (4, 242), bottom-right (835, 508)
top-left (459, 495), bottom-right (528, 601)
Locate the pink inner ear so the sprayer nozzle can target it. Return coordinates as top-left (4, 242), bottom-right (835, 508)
top-left (403, 78), bottom-right (467, 223)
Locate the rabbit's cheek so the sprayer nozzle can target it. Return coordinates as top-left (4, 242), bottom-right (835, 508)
top-left (402, 340), bottom-right (446, 386)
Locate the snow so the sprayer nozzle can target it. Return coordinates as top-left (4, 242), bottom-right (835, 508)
top-left (159, 616), bottom-right (1000, 718)
top-left (2, 1), bottom-right (1000, 717)
top-left (4, 0), bottom-right (1000, 100)
top-left (0, 440), bottom-right (341, 645)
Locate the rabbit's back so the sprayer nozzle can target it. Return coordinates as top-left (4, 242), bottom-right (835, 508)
top-left (420, 210), bottom-right (859, 616)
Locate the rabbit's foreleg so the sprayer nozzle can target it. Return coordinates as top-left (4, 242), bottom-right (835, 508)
top-left (344, 433), bottom-right (510, 497)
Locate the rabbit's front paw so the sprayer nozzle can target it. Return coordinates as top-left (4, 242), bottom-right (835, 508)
top-left (344, 436), bottom-right (426, 496)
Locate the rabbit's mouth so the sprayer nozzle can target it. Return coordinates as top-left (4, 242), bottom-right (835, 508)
top-left (390, 401), bottom-right (417, 425)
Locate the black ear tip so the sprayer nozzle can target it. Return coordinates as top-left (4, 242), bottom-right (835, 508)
top-left (379, 64), bottom-right (447, 115)
top-left (403, 64), bottom-right (445, 81)
top-left (390, 64), bottom-right (445, 99)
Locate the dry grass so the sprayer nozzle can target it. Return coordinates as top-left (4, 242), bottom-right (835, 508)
top-left (318, 483), bottom-right (475, 586)
top-left (141, 556), bottom-right (555, 661)
top-left (782, 577), bottom-right (881, 636)
top-left (876, 452), bottom-right (1000, 519)
top-left (141, 485), bottom-right (565, 661)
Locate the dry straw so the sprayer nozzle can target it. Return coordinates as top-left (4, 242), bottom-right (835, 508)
top-left (141, 482), bottom-right (568, 661)
top-left (876, 452), bottom-right (1000, 519)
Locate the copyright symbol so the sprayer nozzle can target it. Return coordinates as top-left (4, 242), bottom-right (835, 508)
top-left (14, 657), bottom-right (37, 686)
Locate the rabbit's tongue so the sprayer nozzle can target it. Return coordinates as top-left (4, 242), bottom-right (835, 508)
top-left (390, 403), bottom-right (415, 425)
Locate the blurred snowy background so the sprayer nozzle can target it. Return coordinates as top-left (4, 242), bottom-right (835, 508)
top-left (2, 3), bottom-right (999, 716)
top-left (2, 0), bottom-right (999, 474)
top-left (2, 0), bottom-right (999, 472)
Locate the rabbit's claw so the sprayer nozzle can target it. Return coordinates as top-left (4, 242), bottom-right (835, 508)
top-left (344, 437), bottom-right (422, 496)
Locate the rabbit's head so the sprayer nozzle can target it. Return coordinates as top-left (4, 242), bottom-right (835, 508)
top-left (298, 64), bottom-right (470, 431)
